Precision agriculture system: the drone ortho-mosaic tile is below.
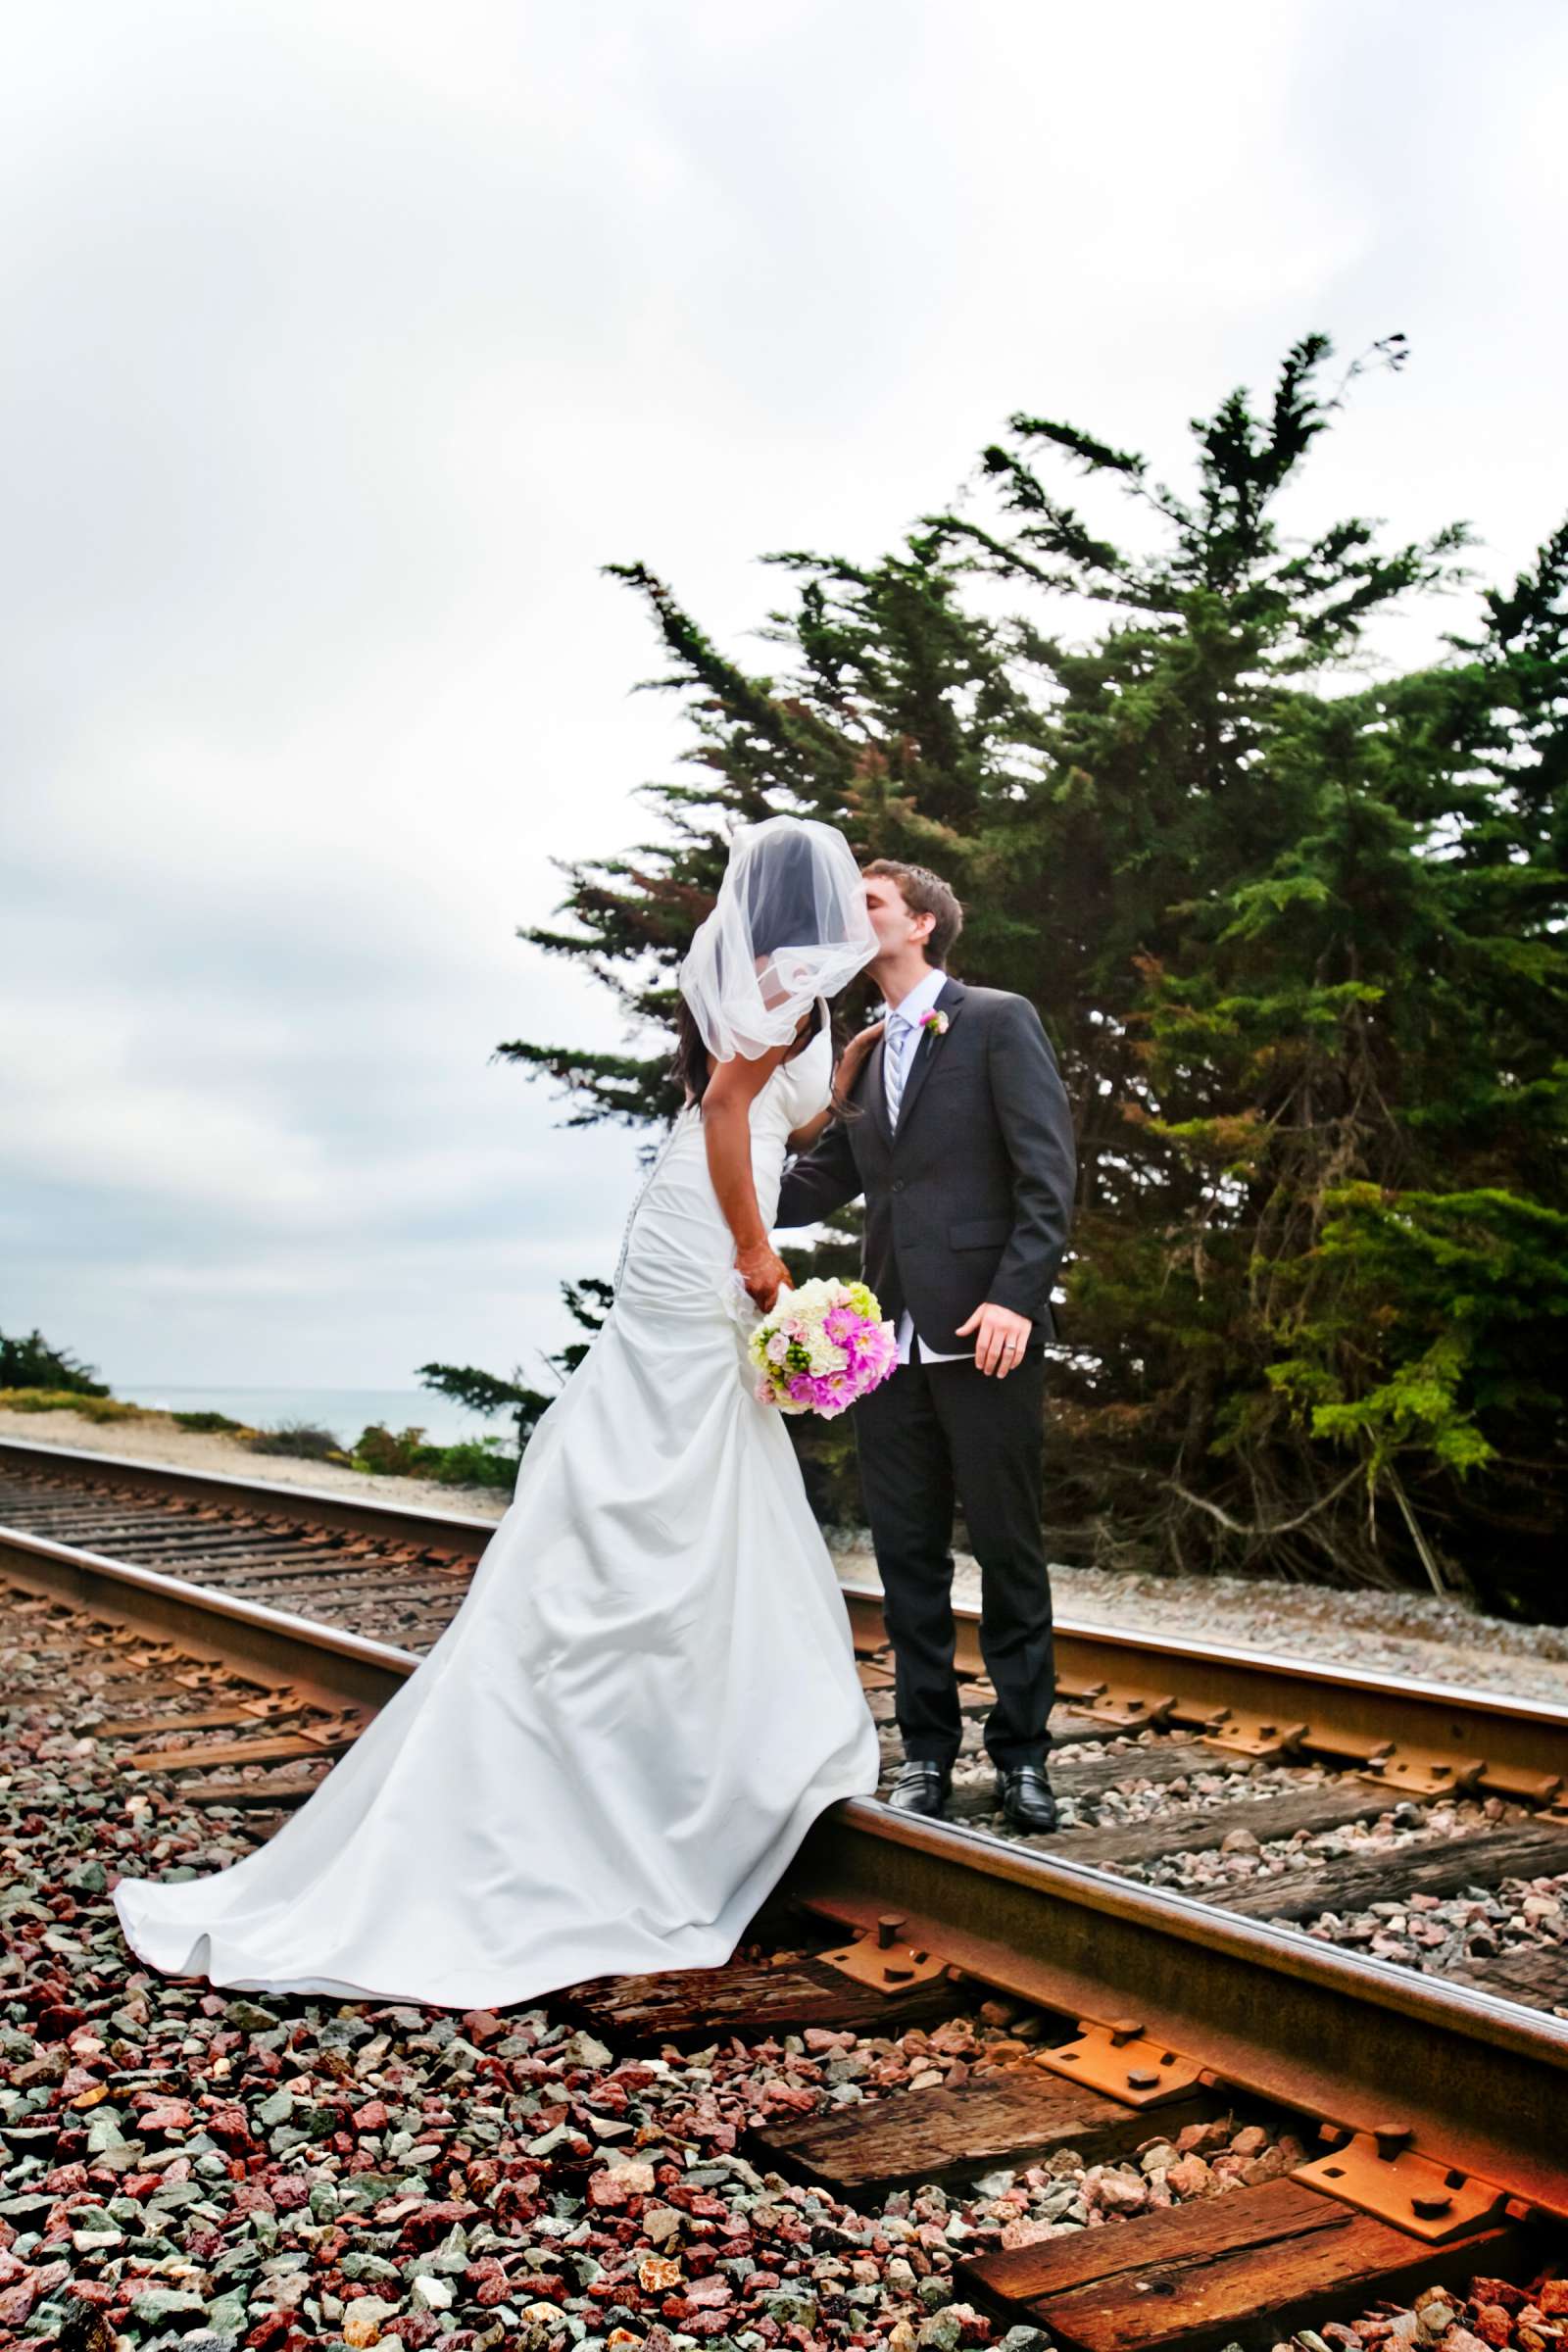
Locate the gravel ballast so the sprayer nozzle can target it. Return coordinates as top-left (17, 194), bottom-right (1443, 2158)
top-left (1, 1590), bottom-right (1324, 2349)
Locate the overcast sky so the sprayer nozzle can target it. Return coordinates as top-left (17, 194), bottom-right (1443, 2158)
top-left (5, 0), bottom-right (1564, 1396)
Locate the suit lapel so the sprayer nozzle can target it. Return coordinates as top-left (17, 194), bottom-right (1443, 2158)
top-left (890, 974), bottom-right (965, 1147)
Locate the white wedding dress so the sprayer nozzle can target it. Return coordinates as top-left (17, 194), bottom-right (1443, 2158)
top-left (112, 1015), bottom-right (879, 2008)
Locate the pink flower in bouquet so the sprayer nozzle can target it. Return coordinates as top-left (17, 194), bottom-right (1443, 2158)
top-left (850, 1321), bottom-right (896, 1375)
top-left (747, 1276), bottom-right (899, 1419)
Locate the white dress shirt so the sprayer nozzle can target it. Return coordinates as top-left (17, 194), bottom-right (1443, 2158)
top-left (881, 966), bottom-right (968, 1367)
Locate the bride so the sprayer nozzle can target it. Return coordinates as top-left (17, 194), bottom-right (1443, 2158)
top-left (112, 815), bottom-right (887, 2008)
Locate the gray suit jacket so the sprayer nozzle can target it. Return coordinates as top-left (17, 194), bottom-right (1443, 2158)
top-left (773, 974), bottom-right (1077, 1352)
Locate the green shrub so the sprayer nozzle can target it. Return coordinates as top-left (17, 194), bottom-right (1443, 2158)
top-left (242, 1420), bottom-right (344, 1461)
top-left (171, 1410), bottom-right (254, 1435)
top-left (0, 1387), bottom-right (151, 1424)
top-left (330, 1421), bottom-right (518, 1491)
top-left (339, 1422), bottom-right (439, 1475)
top-left (425, 1436), bottom-right (517, 1491)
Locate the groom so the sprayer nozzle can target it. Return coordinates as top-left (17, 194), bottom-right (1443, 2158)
top-left (774, 860), bottom-right (1077, 1831)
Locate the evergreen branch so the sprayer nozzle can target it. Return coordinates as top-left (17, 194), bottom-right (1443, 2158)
top-left (1000, 415), bottom-right (1148, 478)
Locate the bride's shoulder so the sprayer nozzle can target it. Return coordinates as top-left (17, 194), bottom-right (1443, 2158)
top-left (793, 1014), bottom-right (834, 1103)
top-left (755, 1017), bottom-right (829, 1112)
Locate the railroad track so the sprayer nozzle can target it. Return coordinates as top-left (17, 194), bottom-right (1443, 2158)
top-left (4, 1436), bottom-right (1567, 2018)
top-left (3, 1434), bottom-right (1568, 2348)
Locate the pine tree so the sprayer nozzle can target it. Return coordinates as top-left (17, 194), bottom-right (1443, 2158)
top-left (415, 1358), bottom-right (555, 1456)
top-left (0, 1324), bottom-right (111, 1396)
top-left (501, 337), bottom-right (1568, 1615)
top-left (496, 529), bottom-right (1071, 1511)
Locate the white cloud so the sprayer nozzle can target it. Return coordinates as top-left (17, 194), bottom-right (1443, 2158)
top-left (5, 0), bottom-right (1565, 1385)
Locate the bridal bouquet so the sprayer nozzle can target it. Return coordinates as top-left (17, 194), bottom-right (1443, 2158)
top-left (745, 1276), bottom-right (898, 1418)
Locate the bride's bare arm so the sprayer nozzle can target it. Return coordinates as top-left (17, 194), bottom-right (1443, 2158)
top-left (701, 1040), bottom-right (799, 1312)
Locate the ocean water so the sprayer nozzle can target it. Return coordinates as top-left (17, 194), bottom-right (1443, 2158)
top-left (113, 1385), bottom-right (517, 1451)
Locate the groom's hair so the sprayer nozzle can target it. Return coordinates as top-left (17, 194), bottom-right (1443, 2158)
top-left (862, 859), bottom-right (963, 966)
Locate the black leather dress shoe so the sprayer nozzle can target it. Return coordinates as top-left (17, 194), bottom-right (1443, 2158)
top-left (995, 1762), bottom-right (1058, 1833)
top-left (887, 1760), bottom-right (952, 1818)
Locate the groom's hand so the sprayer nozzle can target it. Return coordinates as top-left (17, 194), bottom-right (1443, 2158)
top-left (956, 1301), bottom-right (1032, 1378)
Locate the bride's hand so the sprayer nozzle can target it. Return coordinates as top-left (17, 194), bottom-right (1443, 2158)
top-left (832, 1011), bottom-right (883, 1101)
top-left (735, 1240), bottom-right (795, 1314)
top-left (835, 1018), bottom-right (885, 1094)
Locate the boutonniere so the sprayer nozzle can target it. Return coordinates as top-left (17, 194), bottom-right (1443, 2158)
top-left (919, 1008), bottom-right (950, 1037)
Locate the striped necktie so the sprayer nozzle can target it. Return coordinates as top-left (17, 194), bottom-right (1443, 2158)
top-left (885, 1013), bottom-right (915, 1128)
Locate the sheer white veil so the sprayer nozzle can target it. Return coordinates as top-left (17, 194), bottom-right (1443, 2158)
top-left (678, 814), bottom-right (877, 1061)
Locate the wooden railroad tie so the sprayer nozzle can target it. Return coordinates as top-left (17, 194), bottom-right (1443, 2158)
top-left (173, 1774), bottom-right (329, 1809)
top-left (956, 2173), bottom-right (1533, 2352)
top-left (1215, 1818), bottom-right (1568, 1923)
top-left (1046, 1784), bottom-right (1396, 1872)
top-left (91, 1685), bottom-right (339, 1738)
top-left (116, 1705), bottom-right (374, 1772)
top-left (1445, 1941), bottom-right (1568, 2015)
top-left (557, 1923), bottom-right (967, 2044)
top-left (751, 2062), bottom-right (1215, 2197)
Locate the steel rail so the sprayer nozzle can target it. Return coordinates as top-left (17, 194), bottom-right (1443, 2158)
top-left (0, 1435), bottom-right (498, 1550)
top-left (6, 1436), bottom-right (1565, 1804)
top-left (4, 1508), bottom-right (1566, 2221)
top-left (0, 1524), bottom-right (415, 1707)
top-left (789, 1801), bottom-right (1568, 2224)
top-left (842, 1582), bottom-right (1568, 1805)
